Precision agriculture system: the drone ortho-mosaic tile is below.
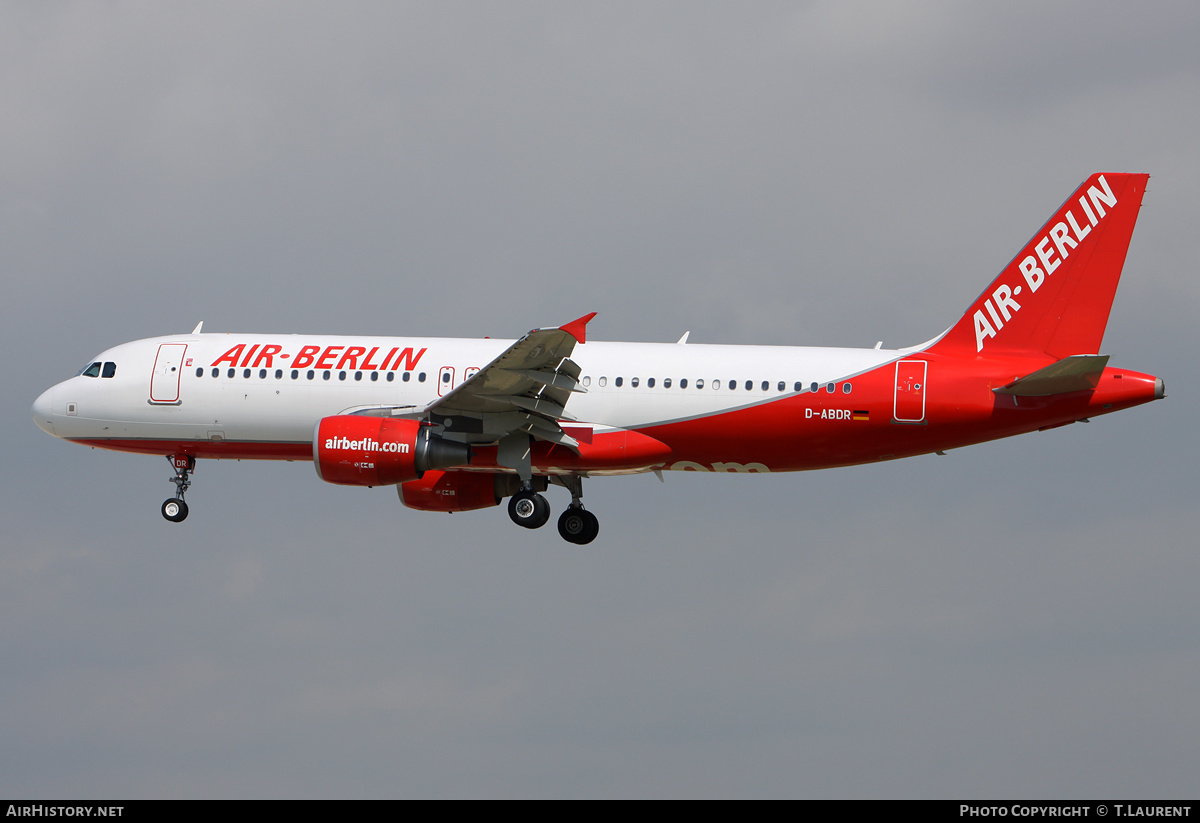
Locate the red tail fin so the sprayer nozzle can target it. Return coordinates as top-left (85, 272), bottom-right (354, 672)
top-left (928, 173), bottom-right (1148, 358)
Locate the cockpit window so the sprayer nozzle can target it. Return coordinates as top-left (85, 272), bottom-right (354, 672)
top-left (80, 362), bottom-right (102, 378)
top-left (102, 362), bottom-right (116, 378)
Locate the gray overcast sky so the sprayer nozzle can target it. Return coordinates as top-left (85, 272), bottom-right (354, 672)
top-left (3, 1), bottom-right (1197, 798)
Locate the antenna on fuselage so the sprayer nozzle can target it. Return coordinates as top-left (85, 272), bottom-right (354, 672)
top-left (191, 322), bottom-right (204, 334)
top-left (676, 331), bottom-right (690, 344)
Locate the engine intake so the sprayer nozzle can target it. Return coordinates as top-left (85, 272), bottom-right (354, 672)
top-left (314, 415), bottom-right (469, 486)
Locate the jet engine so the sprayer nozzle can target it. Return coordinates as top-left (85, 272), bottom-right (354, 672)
top-left (313, 415), bottom-right (469, 486)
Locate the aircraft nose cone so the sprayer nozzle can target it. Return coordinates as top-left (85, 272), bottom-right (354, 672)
top-left (32, 386), bottom-right (58, 436)
top-left (1155, 377), bottom-right (1166, 399)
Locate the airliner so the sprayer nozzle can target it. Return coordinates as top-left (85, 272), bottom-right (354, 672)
top-left (32, 173), bottom-right (1163, 544)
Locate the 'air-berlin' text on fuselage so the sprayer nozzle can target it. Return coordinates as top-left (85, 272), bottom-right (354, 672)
top-left (211, 344), bottom-right (428, 371)
top-left (973, 175), bottom-right (1118, 352)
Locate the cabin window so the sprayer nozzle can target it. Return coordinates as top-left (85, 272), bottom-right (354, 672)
top-left (647, 377), bottom-right (655, 388)
top-left (777, 381), bottom-right (785, 392)
top-left (761, 381), bottom-right (769, 391)
top-left (418, 372), bottom-right (426, 382)
top-left (291, 370), bottom-right (299, 379)
top-left (713, 379), bottom-right (720, 390)
top-left (275, 369), bottom-right (283, 379)
top-left (442, 372), bottom-right (450, 383)
top-left (228, 369), bottom-right (236, 378)
top-left (631, 377), bottom-right (639, 388)
top-left (242, 369), bottom-right (250, 378)
top-left (826, 383), bottom-right (835, 393)
top-left (663, 378), bottom-right (671, 388)
top-left (196, 368), bottom-right (204, 378)
top-left (582, 376), bottom-right (591, 387)
top-left (370, 372), bottom-right (378, 382)
top-left (810, 382), bottom-right (818, 393)
top-left (598, 377), bottom-right (607, 387)
top-left (843, 382), bottom-right (852, 394)
top-left (729, 380), bottom-right (737, 390)
top-left (794, 382), bottom-right (802, 392)
top-left (387, 372), bottom-right (394, 382)
top-left (745, 380), bottom-right (753, 391)
top-left (695, 379), bottom-right (703, 389)
top-left (338, 371), bottom-right (346, 381)
top-left (402, 372), bottom-right (410, 382)
top-left (323, 371), bottom-right (331, 380)
top-left (680, 378), bottom-right (688, 388)
top-left (259, 369), bottom-right (267, 379)
top-left (615, 377), bottom-right (623, 387)
top-left (307, 370), bottom-right (315, 380)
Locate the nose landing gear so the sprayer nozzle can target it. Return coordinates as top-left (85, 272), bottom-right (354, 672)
top-left (161, 454), bottom-right (194, 523)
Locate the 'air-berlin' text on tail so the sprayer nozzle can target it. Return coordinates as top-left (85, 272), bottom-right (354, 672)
top-left (929, 173), bottom-right (1148, 358)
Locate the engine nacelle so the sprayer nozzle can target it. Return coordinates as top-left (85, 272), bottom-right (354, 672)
top-left (314, 415), bottom-right (470, 486)
top-left (399, 470), bottom-right (505, 512)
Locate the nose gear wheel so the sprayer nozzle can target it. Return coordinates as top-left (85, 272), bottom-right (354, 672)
top-left (161, 498), bottom-right (189, 522)
top-left (161, 454), bottom-right (194, 523)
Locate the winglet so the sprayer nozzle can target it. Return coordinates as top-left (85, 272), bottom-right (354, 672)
top-left (558, 312), bottom-right (598, 344)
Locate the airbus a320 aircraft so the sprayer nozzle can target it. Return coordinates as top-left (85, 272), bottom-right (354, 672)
top-left (33, 173), bottom-right (1163, 544)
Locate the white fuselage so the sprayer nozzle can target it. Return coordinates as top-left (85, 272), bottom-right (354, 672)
top-left (34, 332), bottom-right (902, 459)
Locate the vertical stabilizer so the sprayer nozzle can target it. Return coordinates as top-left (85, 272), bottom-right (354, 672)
top-left (928, 173), bottom-right (1148, 358)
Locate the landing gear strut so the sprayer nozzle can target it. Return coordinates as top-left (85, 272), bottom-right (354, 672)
top-left (161, 454), bottom-right (194, 523)
top-left (554, 474), bottom-right (598, 544)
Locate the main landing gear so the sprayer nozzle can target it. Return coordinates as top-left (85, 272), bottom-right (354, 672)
top-left (161, 454), bottom-right (194, 523)
top-left (505, 476), bottom-right (599, 545)
top-left (556, 505), bottom-right (599, 545)
top-left (508, 489), bottom-right (551, 529)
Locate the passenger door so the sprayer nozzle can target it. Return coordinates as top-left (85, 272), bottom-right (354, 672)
top-left (150, 344), bottom-right (187, 404)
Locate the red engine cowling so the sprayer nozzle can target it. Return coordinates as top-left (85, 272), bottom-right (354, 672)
top-left (313, 415), bottom-right (469, 486)
top-left (399, 470), bottom-right (502, 512)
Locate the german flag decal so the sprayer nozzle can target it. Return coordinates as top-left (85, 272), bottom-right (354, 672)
top-left (852, 410), bottom-right (870, 421)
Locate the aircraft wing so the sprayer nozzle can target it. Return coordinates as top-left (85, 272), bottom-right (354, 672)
top-left (422, 313), bottom-right (596, 450)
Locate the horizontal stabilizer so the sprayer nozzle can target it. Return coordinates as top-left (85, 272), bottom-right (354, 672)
top-left (994, 355), bottom-right (1109, 397)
